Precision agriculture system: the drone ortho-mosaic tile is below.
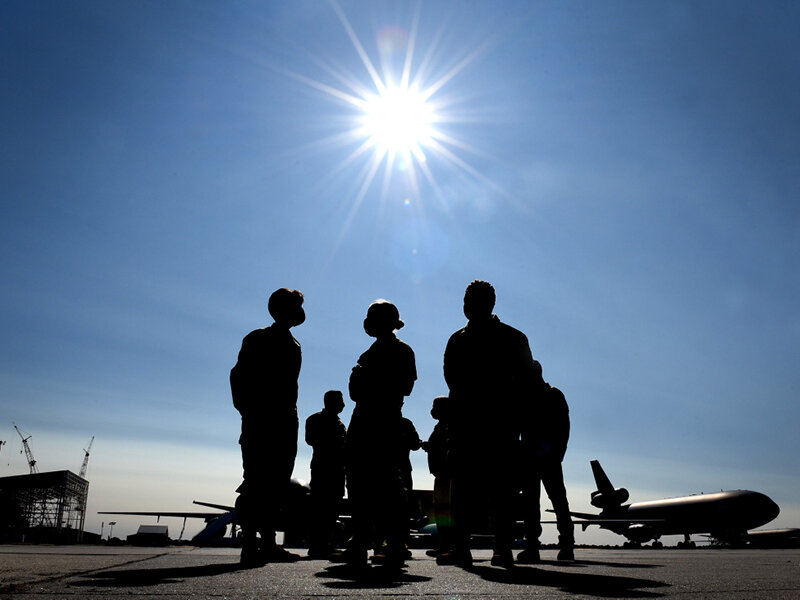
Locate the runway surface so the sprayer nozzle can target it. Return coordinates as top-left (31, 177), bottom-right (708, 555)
top-left (1, 545), bottom-right (798, 598)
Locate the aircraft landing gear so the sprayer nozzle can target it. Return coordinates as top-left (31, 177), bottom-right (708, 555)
top-left (622, 541), bottom-right (642, 549)
top-left (651, 541), bottom-right (663, 549)
top-left (677, 535), bottom-right (696, 549)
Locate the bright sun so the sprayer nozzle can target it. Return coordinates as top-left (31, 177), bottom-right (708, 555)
top-left (290, 2), bottom-right (487, 212)
top-left (360, 84), bottom-right (434, 161)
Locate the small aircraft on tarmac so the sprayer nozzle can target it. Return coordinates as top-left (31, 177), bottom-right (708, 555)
top-left (100, 483), bottom-right (434, 547)
top-left (569, 460), bottom-right (781, 547)
top-left (100, 500), bottom-right (240, 545)
top-left (99, 480), bottom-right (312, 545)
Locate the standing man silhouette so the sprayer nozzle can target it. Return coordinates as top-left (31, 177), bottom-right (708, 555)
top-left (230, 288), bottom-right (305, 566)
top-left (443, 280), bottom-right (538, 569)
top-left (305, 390), bottom-right (347, 558)
top-left (519, 361), bottom-right (575, 562)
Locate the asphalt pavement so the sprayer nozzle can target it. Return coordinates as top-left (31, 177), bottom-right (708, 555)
top-left (1, 545), bottom-right (798, 599)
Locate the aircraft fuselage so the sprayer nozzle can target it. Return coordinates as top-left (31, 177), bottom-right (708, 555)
top-left (598, 489), bottom-right (779, 543)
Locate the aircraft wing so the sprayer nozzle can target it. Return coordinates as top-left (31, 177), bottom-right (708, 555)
top-left (547, 509), bottom-right (664, 525)
top-left (98, 510), bottom-right (226, 519)
top-left (193, 500), bottom-right (235, 512)
top-left (99, 500), bottom-right (235, 520)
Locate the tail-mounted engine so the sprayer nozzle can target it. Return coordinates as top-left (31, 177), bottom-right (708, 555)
top-left (590, 487), bottom-right (630, 510)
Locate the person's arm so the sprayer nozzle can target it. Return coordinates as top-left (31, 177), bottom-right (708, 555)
top-left (304, 414), bottom-right (316, 447)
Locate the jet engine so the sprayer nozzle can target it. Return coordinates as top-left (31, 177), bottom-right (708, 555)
top-left (625, 523), bottom-right (656, 543)
top-left (590, 487), bottom-right (629, 510)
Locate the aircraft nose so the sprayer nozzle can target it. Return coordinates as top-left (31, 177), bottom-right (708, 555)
top-left (754, 492), bottom-right (781, 524)
top-left (765, 496), bottom-right (780, 522)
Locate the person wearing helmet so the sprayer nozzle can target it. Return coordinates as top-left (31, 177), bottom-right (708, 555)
top-left (339, 300), bottom-right (417, 569)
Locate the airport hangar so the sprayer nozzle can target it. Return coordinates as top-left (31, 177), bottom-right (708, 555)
top-left (0, 470), bottom-right (89, 543)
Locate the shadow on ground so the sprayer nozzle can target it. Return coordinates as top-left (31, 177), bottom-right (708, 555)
top-left (316, 563), bottom-right (432, 589)
top-left (468, 564), bottom-right (669, 598)
top-left (70, 563), bottom-right (245, 588)
top-left (544, 558), bottom-right (662, 569)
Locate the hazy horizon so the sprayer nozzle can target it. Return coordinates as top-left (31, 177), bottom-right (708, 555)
top-left (2, 0), bottom-right (798, 544)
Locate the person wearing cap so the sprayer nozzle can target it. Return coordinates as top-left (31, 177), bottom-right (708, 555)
top-left (442, 280), bottom-right (538, 569)
top-left (305, 389), bottom-right (347, 558)
top-left (230, 288), bottom-right (305, 566)
top-left (340, 300), bottom-right (417, 568)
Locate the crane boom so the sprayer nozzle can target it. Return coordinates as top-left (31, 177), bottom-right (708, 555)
top-left (79, 435), bottom-right (94, 479)
top-left (13, 423), bottom-right (38, 474)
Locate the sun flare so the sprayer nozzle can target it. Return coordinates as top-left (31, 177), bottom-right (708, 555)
top-left (289, 2), bottom-right (490, 222)
top-left (360, 84), bottom-right (434, 161)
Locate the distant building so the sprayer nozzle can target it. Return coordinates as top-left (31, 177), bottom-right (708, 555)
top-left (128, 524), bottom-right (170, 546)
top-left (0, 470), bottom-right (89, 543)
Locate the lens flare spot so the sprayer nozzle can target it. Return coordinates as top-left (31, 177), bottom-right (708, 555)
top-left (376, 26), bottom-right (409, 57)
top-left (391, 218), bottom-right (449, 281)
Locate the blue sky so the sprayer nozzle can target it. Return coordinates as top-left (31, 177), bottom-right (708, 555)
top-left (2, 1), bottom-right (798, 544)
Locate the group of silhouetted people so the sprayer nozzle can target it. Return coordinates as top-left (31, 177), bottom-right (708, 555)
top-left (230, 281), bottom-right (574, 570)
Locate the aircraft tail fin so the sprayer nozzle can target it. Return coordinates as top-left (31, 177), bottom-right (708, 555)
top-left (589, 459), bottom-right (629, 510)
top-left (591, 459), bottom-right (615, 493)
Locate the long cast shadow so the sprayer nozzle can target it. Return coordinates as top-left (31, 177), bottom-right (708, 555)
top-left (468, 564), bottom-right (669, 598)
top-left (316, 564), bottom-right (432, 589)
top-left (536, 558), bottom-right (661, 569)
top-left (70, 563), bottom-right (246, 588)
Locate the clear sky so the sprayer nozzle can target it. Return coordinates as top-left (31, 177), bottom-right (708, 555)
top-left (2, 1), bottom-right (798, 544)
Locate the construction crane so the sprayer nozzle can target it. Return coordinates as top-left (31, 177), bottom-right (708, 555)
top-left (13, 423), bottom-right (38, 474)
top-left (79, 436), bottom-right (94, 479)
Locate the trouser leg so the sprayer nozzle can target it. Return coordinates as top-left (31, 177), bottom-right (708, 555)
top-left (239, 440), bottom-right (296, 548)
top-left (432, 476), bottom-right (453, 549)
top-left (381, 473), bottom-right (408, 555)
top-left (346, 472), bottom-right (372, 553)
top-left (449, 471), bottom-right (476, 550)
top-left (489, 463), bottom-right (515, 552)
top-left (523, 465), bottom-right (543, 548)
top-left (310, 479), bottom-right (340, 551)
top-left (541, 461), bottom-right (574, 548)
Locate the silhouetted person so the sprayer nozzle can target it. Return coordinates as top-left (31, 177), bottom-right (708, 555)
top-left (230, 288), bottom-right (305, 566)
top-left (340, 300), bottom-right (417, 568)
top-left (305, 390), bottom-right (347, 558)
top-left (519, 361), bottom-right (574, 562)
top-left (399, 413), bottom-right (422, 495)
top-left (442, 280), bottom-right (537, 569)
top-left (399, 411), bottom-right (422, 555)
top-left (422, 395), bottom-right (454, 557)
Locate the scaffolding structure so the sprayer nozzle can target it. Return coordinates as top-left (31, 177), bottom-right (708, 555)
top-left (0, 470), bottom-right (88, 542)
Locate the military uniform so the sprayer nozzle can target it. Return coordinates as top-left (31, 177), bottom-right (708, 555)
top-left (444, 314), bottom-right (536, 556)
top-left (305, 408), bottom-right (346, 554)
top-left (346, 334), bottom-right (417, 562)
top-left (231, 324), bottom-right (301, 551)
top-left (521, 384), bottom-right (574, 554)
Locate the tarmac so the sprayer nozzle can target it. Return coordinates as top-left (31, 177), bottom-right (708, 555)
top-left (1, 545), bottom-right (799, 599)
